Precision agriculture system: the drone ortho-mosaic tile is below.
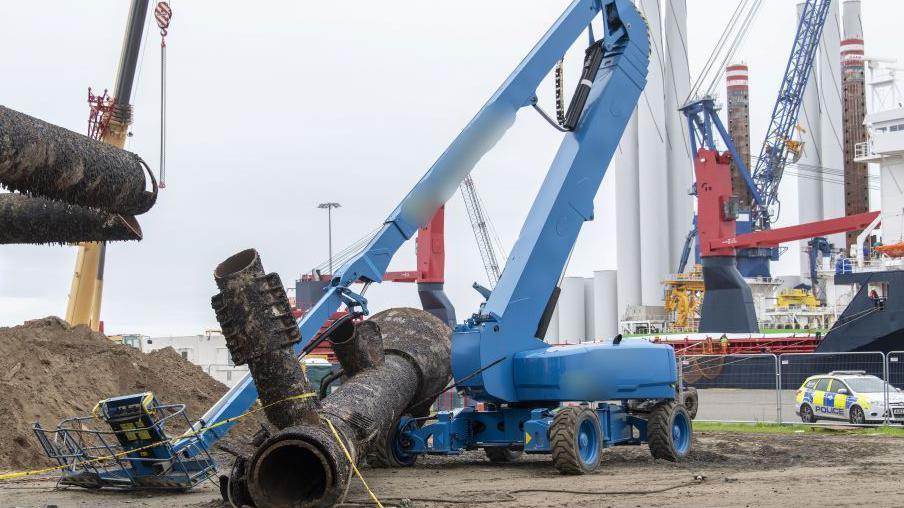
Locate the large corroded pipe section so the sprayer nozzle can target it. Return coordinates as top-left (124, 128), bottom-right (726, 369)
top-left (245, 308), bottom-right (451, 508)
top-left (0, 192), bottom-right (142, 244)
top-left (211, 249), bottom-right (319, 428)
top-left (0, 105), bottom-right (157, 215)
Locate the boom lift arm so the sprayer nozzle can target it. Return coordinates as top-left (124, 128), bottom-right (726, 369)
top-left (179, 0), bottom-right (675, 456)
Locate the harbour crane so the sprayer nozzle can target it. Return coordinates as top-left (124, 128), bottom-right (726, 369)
top-left (460, 175), bottom-right (503, 287)
top-left (677, 0), bottom-right (832, 278)
top-left (681, 94), bottom-right (877, 331)
top-left (736, 0), bottom-right (833, 277)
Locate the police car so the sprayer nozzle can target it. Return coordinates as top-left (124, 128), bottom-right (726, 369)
top-left (795, 371), bottom-right (904, 424)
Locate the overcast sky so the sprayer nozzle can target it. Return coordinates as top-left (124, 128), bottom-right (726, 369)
top-left (1, 1), bottom-right (902, 336)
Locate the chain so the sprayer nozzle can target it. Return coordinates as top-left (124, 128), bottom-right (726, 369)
top-left (554, 59), bottom-right (566, 127)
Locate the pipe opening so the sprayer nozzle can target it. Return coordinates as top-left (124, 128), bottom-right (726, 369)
top-left (215, 248), bottom-right (258, 279)
top-left (252, 439), bottom-right (333, 506)
top-left (326, 316), bottom-right (356, 345)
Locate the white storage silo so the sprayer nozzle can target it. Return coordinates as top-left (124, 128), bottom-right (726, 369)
top-left (616, 111), bottom-right (642, 321)
top-left (638, 0), bottom-right (671, 305)
top-left (559, 276), bottom-right (587, 344)
top-left (544, 303), bottom-right (560, 344)
top-left (664, 0), bottom-right (694, 272)
top-left (593, 270), bottom-right (618, 340)
top-left (797, 2), bottom-right (824, 275)
top-left (583, 277), bottom-right (595, 342)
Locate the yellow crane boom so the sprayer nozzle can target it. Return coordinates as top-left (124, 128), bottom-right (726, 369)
top-left (65, 0), bottom-right (152, 330)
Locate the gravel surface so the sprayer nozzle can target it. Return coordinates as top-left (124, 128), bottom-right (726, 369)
top-left (2, 430), bottom-right (902, 507)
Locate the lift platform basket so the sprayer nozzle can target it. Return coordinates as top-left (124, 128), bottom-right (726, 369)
top-left (32, 392), bottom-right (216, 490)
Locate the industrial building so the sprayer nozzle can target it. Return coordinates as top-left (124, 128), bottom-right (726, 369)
top-left (140, 331), bottom-right (248, 386)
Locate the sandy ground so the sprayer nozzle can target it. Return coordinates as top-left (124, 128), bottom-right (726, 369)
top-left (2, 430), bottom-right (903, 507)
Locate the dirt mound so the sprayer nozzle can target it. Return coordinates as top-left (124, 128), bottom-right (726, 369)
top-left (0, 317), bottom-right (232, 470)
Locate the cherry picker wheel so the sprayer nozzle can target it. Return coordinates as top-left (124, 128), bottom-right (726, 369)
top-left (647, 401), bottom-right (692, 461)
top-left (367, 416), bottom-right (418, 468)
top-left (485, 446), bottom-right (523, 463)
top-left (550, 407), bottom-right (602, 474)
top-left (681, 387), bottom-right (699, 419)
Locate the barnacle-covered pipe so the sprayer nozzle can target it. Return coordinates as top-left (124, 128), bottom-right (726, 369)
top-left (0, 192), bottom-right (142, 244)
top-left (211, 248), bottom-right (319, 429)
top-left (244, 308), bottom-right (450, 508)
top-left (0, 105), bottom-right (157, 215)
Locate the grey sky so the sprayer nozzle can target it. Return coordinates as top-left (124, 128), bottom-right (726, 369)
top-left (1, 1), bottom-right (901, 336)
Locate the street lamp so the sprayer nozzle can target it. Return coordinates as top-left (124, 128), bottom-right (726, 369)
top-left (317, 202), bottom-right (341, 274)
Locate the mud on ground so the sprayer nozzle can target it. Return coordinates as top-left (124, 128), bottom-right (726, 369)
top-left (0, 317), bottom-right (262, 470)
top-left (2, 430), bottom-right (902, 507)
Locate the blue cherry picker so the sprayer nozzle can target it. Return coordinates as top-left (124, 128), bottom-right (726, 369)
top-left (40, 0), bottom-right (691, 487)
top-left (197, 0), bottom-right (689, 474)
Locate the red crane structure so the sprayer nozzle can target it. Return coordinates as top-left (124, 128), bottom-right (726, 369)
top-left (691, 141), bottom-right (879, 332)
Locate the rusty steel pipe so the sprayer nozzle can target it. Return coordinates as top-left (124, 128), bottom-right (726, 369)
top-left (0, 192), bottom-right (142, 244)
top-left (0, 105), bottom-right (157, 215)
top-left (330, 319), bottom-right (385, 376)
top-left (235, 307), bottom-right (451, 508)
top-left (211, 249), bottom-right (319, 429)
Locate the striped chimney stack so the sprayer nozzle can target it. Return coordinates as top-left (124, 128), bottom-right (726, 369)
top-left (841, 0), bottom-right (868, 251)
top-left (841, 37), bottom-right (865, 77)
top-left (726, 64), bottom-right (753, 208)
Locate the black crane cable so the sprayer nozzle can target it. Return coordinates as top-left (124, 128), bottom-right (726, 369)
top-left (336, 478), bottom-right (705, 506)
top-left (155, 1), bottom-right (172, 188)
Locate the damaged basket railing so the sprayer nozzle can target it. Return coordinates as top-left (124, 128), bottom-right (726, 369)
top-left (32, 394), bottom-right (215, 490)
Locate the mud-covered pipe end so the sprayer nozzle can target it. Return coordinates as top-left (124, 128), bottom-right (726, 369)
top-left (214, 248), bottom-right (261, 281)
top-left (326, 317), bottom-right (356, 345)
top-left (247, 430), bottom-right (348, 508)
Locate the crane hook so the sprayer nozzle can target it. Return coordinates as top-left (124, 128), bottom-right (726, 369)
top-left (155, 1), bottom-right (172, 40)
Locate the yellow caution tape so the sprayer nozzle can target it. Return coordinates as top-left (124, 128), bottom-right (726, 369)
top-left (322, 417), bottom-right (384, 508)
top-left (0, 392), bottom-right (318, 482)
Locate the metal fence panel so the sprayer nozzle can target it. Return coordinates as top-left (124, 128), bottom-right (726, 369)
top-left (779, 352), bottom-right (886, 425)
top-left (680, 354), bottom-right (779, 423)
top-left (886, 351), bottom-right (904, 387)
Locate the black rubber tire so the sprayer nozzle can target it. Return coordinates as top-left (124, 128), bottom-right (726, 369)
top-left (682, 388), bottom-right (699, 420)
top-left (485, 446), bottom-right (523, 463)
top-left (800, 404), bottom-right (816, 423)
top-left (648, 402), bottom-right (692, 462)
top-left (850, 405), bottom-right (866, 425)
top-left (550, 407), bottom-right (602, 475)
top-left (366, 418), bottom-right (417, 468)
